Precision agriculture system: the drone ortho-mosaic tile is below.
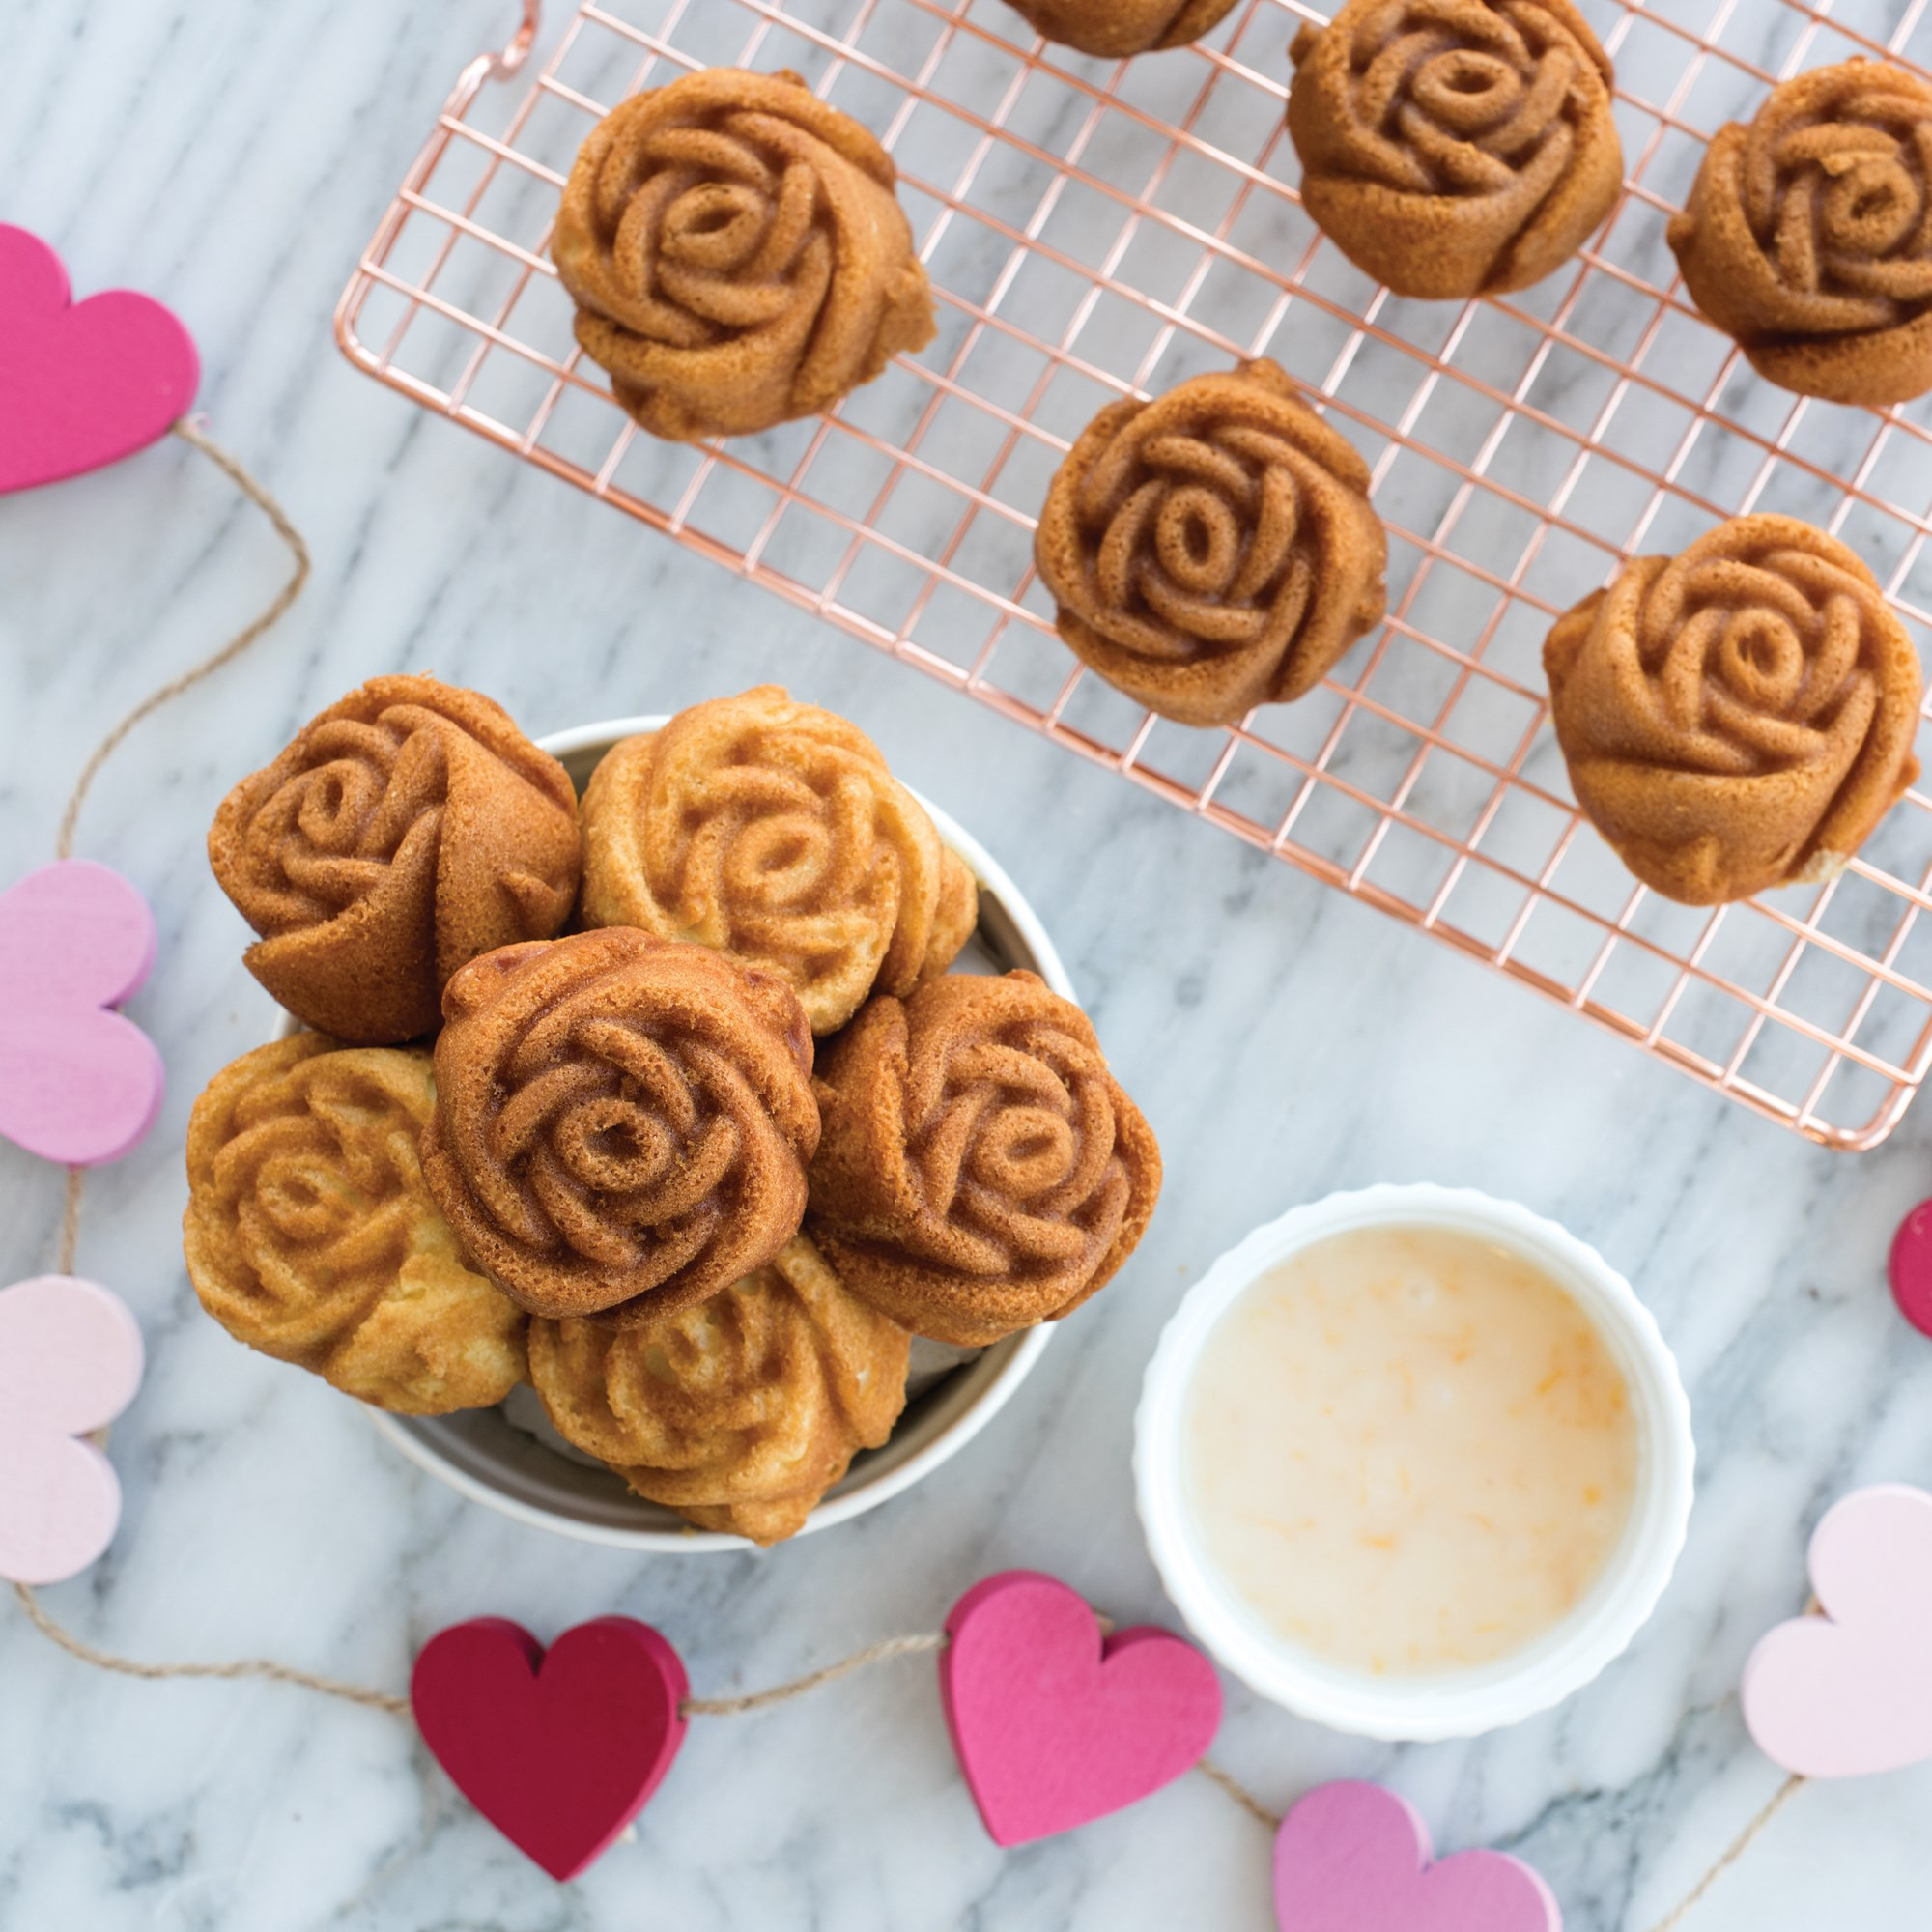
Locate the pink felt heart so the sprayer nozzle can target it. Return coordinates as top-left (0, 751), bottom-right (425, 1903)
top-left (0, 1276), bottom-right (145, 1585)
top-left (0, 225), bottom-right (198, 494)
top-left (939, 1570), bottom-right (1223, 1847)
top-left (1273, 1781), bottom-right (1562, 1932)
top-left (0, 861), bottom-right (165, 1165)
top-left (412, 1617), bottom-right (689, 1881)
top-left (1742, 1484), bottom-right (1932, 1777)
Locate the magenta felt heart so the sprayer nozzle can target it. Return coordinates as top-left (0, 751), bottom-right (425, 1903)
top-left (939, 1570), bottom-right (1223, 1847)
top-left (0, 1275), bottom-right (146, 1586)
top-left (412, 1617), bottom-right (689, 1881)
top-left (0, 224), bottom-right (198, 494)
top-left (1273, 1782), bottom-right (1562, 1932)
top-left (0, 861), bottom-right (165, 1166)
top-left (1742, 1484), bottom-right (1932, 1777)
top-left (1888, 1203), bottom-right (1932, 1338)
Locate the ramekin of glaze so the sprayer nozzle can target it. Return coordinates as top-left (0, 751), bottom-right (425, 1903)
top-left (1135, 1184), bottom-right (1694, 1742)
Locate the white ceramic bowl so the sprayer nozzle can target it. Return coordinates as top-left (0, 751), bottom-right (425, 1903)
top-left (295, 714), bottom-right (1069, 1552)
top-left (1134, 1183), bottom-right (1695, 1741)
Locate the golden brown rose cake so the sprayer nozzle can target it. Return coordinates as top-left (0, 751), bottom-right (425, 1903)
top-left (805, 970), bottom-right (1161, 1347)
top-left (1545, 514), bottom-right (1924, 905)
top-left (1000, 0), bottom-right (1238, 57)
top-left (421, 928), bottom-right (820, 1325)
top-left (1288, 0), bottom-right (1624, 298)
top-left (1668, 60), bottom-right (1932, 407)
top-left (528, 1235), bottom-right (909, 1545)
top-left (209, 675), bottom-right (581, 1045)
top-left (580, 688), bottom-right (978, 1036)
top-left (552, 68), bottom-right (937, 440)
top-left (1034, 360), bottom-right (1387, 726)
top-left (184, 1036), bottom-right (527, 1414)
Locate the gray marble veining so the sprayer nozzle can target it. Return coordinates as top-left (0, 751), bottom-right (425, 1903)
top-left (5, 1), bottom-right (1932, 1926)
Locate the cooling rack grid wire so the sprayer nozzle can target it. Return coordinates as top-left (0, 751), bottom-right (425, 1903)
top-left (337, 0), bottom-right (1932, 1150)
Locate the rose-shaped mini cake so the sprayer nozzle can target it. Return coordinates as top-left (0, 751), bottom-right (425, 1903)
top-left (1545, 514), bottom-right (1924, 904)
top-left (528, 1235), bottom-right (909, 1545)
top-left (421, 928), bottom-right (819, 1324)
top-left (580, 688), bottom-right (978, 1036)
top-left (552, 68), bottom-right (937, 441)
top-left (209, 675), bottom-right (581, 1045)
top-left (1034, 360), bottom-right (1387, 726)
top-left (1668, 60), bottom-right (1932, 406)
top-left (184, 1036), bottom-right (527, 1414)
top-left (1000, 0), bottom-right (1238, 58)
top-left (1288, 0), bottom-right (1625, 298)
top-left (805, 970), bottom-right (1161, 1347)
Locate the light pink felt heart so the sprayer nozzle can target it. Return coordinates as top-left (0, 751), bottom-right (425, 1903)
top-left (1742, 1484), bottom-right (1932, 1777)
top-left (0, 1276), bottom-right (145, 1586)
top-left (0, 861), bottom-right (165, 1165)
top-left (1273, 1781), bottom-right (1562, 1932)
top-left (938, 1570), bottom-right (1223, 1847)
top-left (412, 1617), bottom-right (689, 1881)
top-left (0, 225), bottom-right (198, 494)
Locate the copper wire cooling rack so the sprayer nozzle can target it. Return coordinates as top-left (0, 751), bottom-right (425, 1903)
top-left (337, 0), bottom-right (1932, 1151)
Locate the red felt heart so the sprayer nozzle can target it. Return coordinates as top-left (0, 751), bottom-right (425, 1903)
top-left (0, 224), bottom-right (199, 495)
top-left (411, 1616), bottom-right (688, 1881)
top-left (939, 1570), bottom-right (1223, 1847)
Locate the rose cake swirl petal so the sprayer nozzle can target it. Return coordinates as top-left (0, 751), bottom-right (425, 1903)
top-left (1034, 359), bottom-right (1387, 726)
top-left (421, 928), bottom-right (819, 1324)
top-left (528, 1234), bottom-right (909, 1545)
top-left (805, 971), bottom-right (1161, 1347)
top-left (1288, 0), bottom-right (1624, 298)
top-left (1669, 59), bottom-right (1932, 405)
top-left (208, 675), bottom-right (581, 1045)
top-left (184, 1035), bottom-right (527, 1415)
top-left (1544, 513), bottom-right (1924, 904)
top-left (553, 68), bottom-right (937, 441)
top-left (580, 688), bottom-right (977, 1035)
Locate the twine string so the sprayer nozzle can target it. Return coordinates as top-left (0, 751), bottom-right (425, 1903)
top-left (14, 1581), bottom-right (412, 1717)
top-left (57, 1166), bottom-right (86, 1278)
top-left (680, 1632), bottom-right (947, 1715)
top-left (11, 1586), bottom-right (950, 1728)
top-left (9, 414), bottom-right (1803, 1926)
top-left (8, 1582), bottom-right (1276, 1829)
top-left (1638, 1773), bottom-right (1803, 1932)
top-left (1193, 1753), bottom-right (1282, 1832)
top-left (54, 419), bottom-right (311, 864)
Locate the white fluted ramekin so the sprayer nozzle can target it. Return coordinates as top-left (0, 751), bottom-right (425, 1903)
top-left (1134, 1183), bottom-right (1695, 1740)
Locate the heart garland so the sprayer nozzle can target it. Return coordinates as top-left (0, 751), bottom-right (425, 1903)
top-left (25, 1493), bottom-right (1932, 1914)
top-left (0, 221), bottom-right (304, 1623)
top-left (400, 1573), bottom-right (1557, 1927)
top-left (392, 1484), bottom-right (1932, 1891)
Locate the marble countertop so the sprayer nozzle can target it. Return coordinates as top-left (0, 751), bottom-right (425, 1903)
top-left (6, 2), bottom-right (1932, 1926)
